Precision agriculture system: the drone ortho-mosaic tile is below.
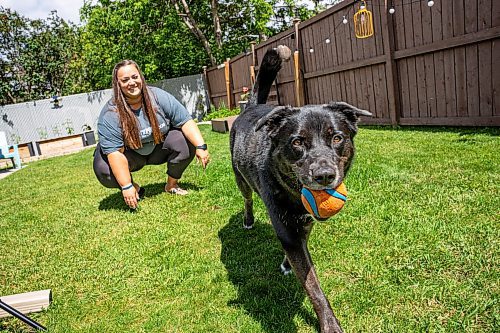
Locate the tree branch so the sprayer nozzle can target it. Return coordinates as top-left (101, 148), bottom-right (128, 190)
top-left (169, 0), bottom-right (217, 66)
top-left (211, 0), bottom-right (222, 48)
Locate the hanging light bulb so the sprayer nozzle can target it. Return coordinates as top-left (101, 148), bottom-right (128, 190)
top-left (427, 0), bottom-right (434, 7)
top-left (309, 47), bottom-right (314, 53)
top-left (389, 7), bottom-right (395, 14)
top-left (325, 38), bottom-right (331, 44)
top-left (342, 15), bottom-right (348, 24)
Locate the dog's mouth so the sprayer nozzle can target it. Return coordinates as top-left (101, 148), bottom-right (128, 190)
top-left (298, 173), bottom-right (343, 191)
top-left (294, 155), bottom-right (345, 191)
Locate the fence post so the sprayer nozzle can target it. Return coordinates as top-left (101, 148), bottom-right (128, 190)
top-left (250, 41), bottom-right (256, 86)
top-left (224, 58), bottom-right (232, 109)
top-left (293, 18), bottom-right (305, 107)
top-left (293, 17), bottom-right (301, 52)
top-left (202, 65), bottom-right (212, 107)
top-left (294, 51), bottom-right (303, 107)
top-left (381, 0), bottom-right (400, 126)
top-left (250, 41), bottom-right (256, 66)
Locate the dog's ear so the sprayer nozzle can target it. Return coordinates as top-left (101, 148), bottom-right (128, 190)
top-left (326, 102), bottom-right (372, 133)
top-left (327, 102), bottom-right (372, 120)
top-left (255, 106), bottom-right (299, 135)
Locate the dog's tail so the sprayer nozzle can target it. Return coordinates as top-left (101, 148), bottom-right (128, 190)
top-left (247, 45), bottom-right (291, 107)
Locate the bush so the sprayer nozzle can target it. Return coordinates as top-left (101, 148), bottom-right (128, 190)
top-left (203, 104), bottom-right (240, 121)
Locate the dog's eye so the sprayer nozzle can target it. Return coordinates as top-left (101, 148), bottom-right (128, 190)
top-left (292, 138), bottom-right (303, 147)
top-left (332, 135), bottom-right (343, 144)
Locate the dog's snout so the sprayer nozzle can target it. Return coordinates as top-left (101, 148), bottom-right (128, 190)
top-left (313, 171), bottom-right (336, 186)
top-left (309, 157), bottom-right (337, 187)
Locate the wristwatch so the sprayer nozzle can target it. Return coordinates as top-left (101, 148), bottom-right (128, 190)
top-left (196, 144), bottom-right (208, 150)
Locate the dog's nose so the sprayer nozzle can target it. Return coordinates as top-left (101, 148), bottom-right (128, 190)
top-left (313, 172), bottom-right (335, 186)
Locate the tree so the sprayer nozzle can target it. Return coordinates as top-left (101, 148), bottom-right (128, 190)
top-left (79, 0), bottom-right (210, 90)
top-left (0, 7), bottom-right (84, 105)
top-left (171, 0), bottom-right (319, 65)
top-left (0, 8), bottom-right (25, 104)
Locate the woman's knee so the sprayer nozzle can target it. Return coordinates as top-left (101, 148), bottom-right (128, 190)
top-left (163, 130), bottom-right (195, 163)
top-left (93, 148), bottom-right (119, 188)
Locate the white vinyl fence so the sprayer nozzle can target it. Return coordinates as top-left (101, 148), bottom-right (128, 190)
top-left (0, 74), bottom-right (209, 145)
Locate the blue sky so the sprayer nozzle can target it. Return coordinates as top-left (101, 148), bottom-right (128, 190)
top-left (2, 0), bottom-right (336, 26)
top-left (2, 0), bottom-right (86, 24)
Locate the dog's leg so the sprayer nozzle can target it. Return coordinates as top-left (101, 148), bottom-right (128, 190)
top-left (281, 219), bottom-right (315, 275)
top-left (243, 196), bottom-right (254, 229)
top-left (232, 167), bottom-right (255, 229)
top-left (273, 219), bottom-right (343, 333)
top-left (286, 245), bottom-right (343, 332)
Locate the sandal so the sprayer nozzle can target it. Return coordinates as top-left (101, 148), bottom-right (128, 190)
top-left (166, 187), bottom-right (188, 196)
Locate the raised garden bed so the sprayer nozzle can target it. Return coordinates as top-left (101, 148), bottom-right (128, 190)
top-left (211, 115), bottom-right (239, 133)
top-left (10, 132), bottom-right (96, 163)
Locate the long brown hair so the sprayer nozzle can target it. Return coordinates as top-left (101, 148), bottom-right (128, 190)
top-left (111, 60), bottom-right (163, 149)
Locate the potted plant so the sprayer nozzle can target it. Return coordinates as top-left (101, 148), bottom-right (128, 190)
top-left (239, 86), bottom-right (249, 113)
top-left (81, 124), bottom-right (96, 146)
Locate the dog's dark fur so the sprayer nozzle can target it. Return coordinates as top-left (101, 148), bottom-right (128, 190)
top-left (230, 46), bottom-right (371, 333)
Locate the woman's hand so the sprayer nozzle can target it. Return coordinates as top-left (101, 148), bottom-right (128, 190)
top-left (108, 150), bottom-right (139, 209)
top-left (196, 149), bottom-right (210, 169)
top-left (122, 186), bottom-right (139, 209)
top-left (180, 120), bottom-right (211, 169)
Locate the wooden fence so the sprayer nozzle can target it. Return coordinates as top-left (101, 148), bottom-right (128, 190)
top-left (204, 0), bottom-right (500, 126)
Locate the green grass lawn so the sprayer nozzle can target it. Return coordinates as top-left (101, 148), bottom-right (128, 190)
top-left (0, 125), bottom-right (498, 333)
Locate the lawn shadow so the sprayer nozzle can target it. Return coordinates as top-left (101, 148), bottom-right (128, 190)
top-left (98, 181), bottom-right (200, 211)
top-left (218, 212), bottom-right (319, 333)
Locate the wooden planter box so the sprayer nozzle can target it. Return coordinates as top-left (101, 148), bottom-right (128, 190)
top-left (18, 131), bottom-right (96, 160)
top-left (36, 134), bottom-right (85, 156)
top-left (211, 115), bottom-right (239, 133)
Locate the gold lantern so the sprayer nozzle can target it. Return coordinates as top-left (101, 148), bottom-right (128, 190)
top-left (353, 1), bottom-right (374, 39)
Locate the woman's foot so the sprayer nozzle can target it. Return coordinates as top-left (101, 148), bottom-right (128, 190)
top-left (165, 177), bottom-right (188, 195)
top-left (165, 186), bottom-right (188, 195)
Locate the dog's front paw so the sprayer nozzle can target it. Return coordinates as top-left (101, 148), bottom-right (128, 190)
top-left (280, 263), bottom-right (292, 275)
top-left (243, 215), bottom-right (254, 229)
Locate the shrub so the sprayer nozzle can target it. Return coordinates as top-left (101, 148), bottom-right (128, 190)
top-left (203, 103), bottom-right (240, 121)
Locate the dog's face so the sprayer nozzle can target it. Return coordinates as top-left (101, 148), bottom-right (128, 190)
top-left (256, 102), bottom-right (371, 191)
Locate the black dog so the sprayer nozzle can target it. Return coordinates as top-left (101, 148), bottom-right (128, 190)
top-left (230, 46), bottom-right (372, 333)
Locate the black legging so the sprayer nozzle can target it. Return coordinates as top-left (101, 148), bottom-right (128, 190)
top-left (93, 128), bottom-right (196, 189)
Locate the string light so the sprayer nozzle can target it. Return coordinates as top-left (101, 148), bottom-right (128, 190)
top-left (297, 0), bottom-right (439, 58)
top-left (358, 0), bottom-right (438, 9)
top-left (307, 5), bottom-right (354, 50)
top-left (303, 0), bottom-right (440, 53)
top-left (366, 0), bottom-right (436, 8)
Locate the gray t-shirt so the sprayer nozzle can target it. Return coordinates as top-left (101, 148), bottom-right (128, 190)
top-left (98, 86), bottom-right (191, 155)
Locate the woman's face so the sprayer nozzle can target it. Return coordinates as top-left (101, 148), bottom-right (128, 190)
top-left (117, 64), bottom-right (143, 100)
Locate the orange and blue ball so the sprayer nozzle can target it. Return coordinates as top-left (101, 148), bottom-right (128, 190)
top-left (301, 183), bottom-right (347, 220)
